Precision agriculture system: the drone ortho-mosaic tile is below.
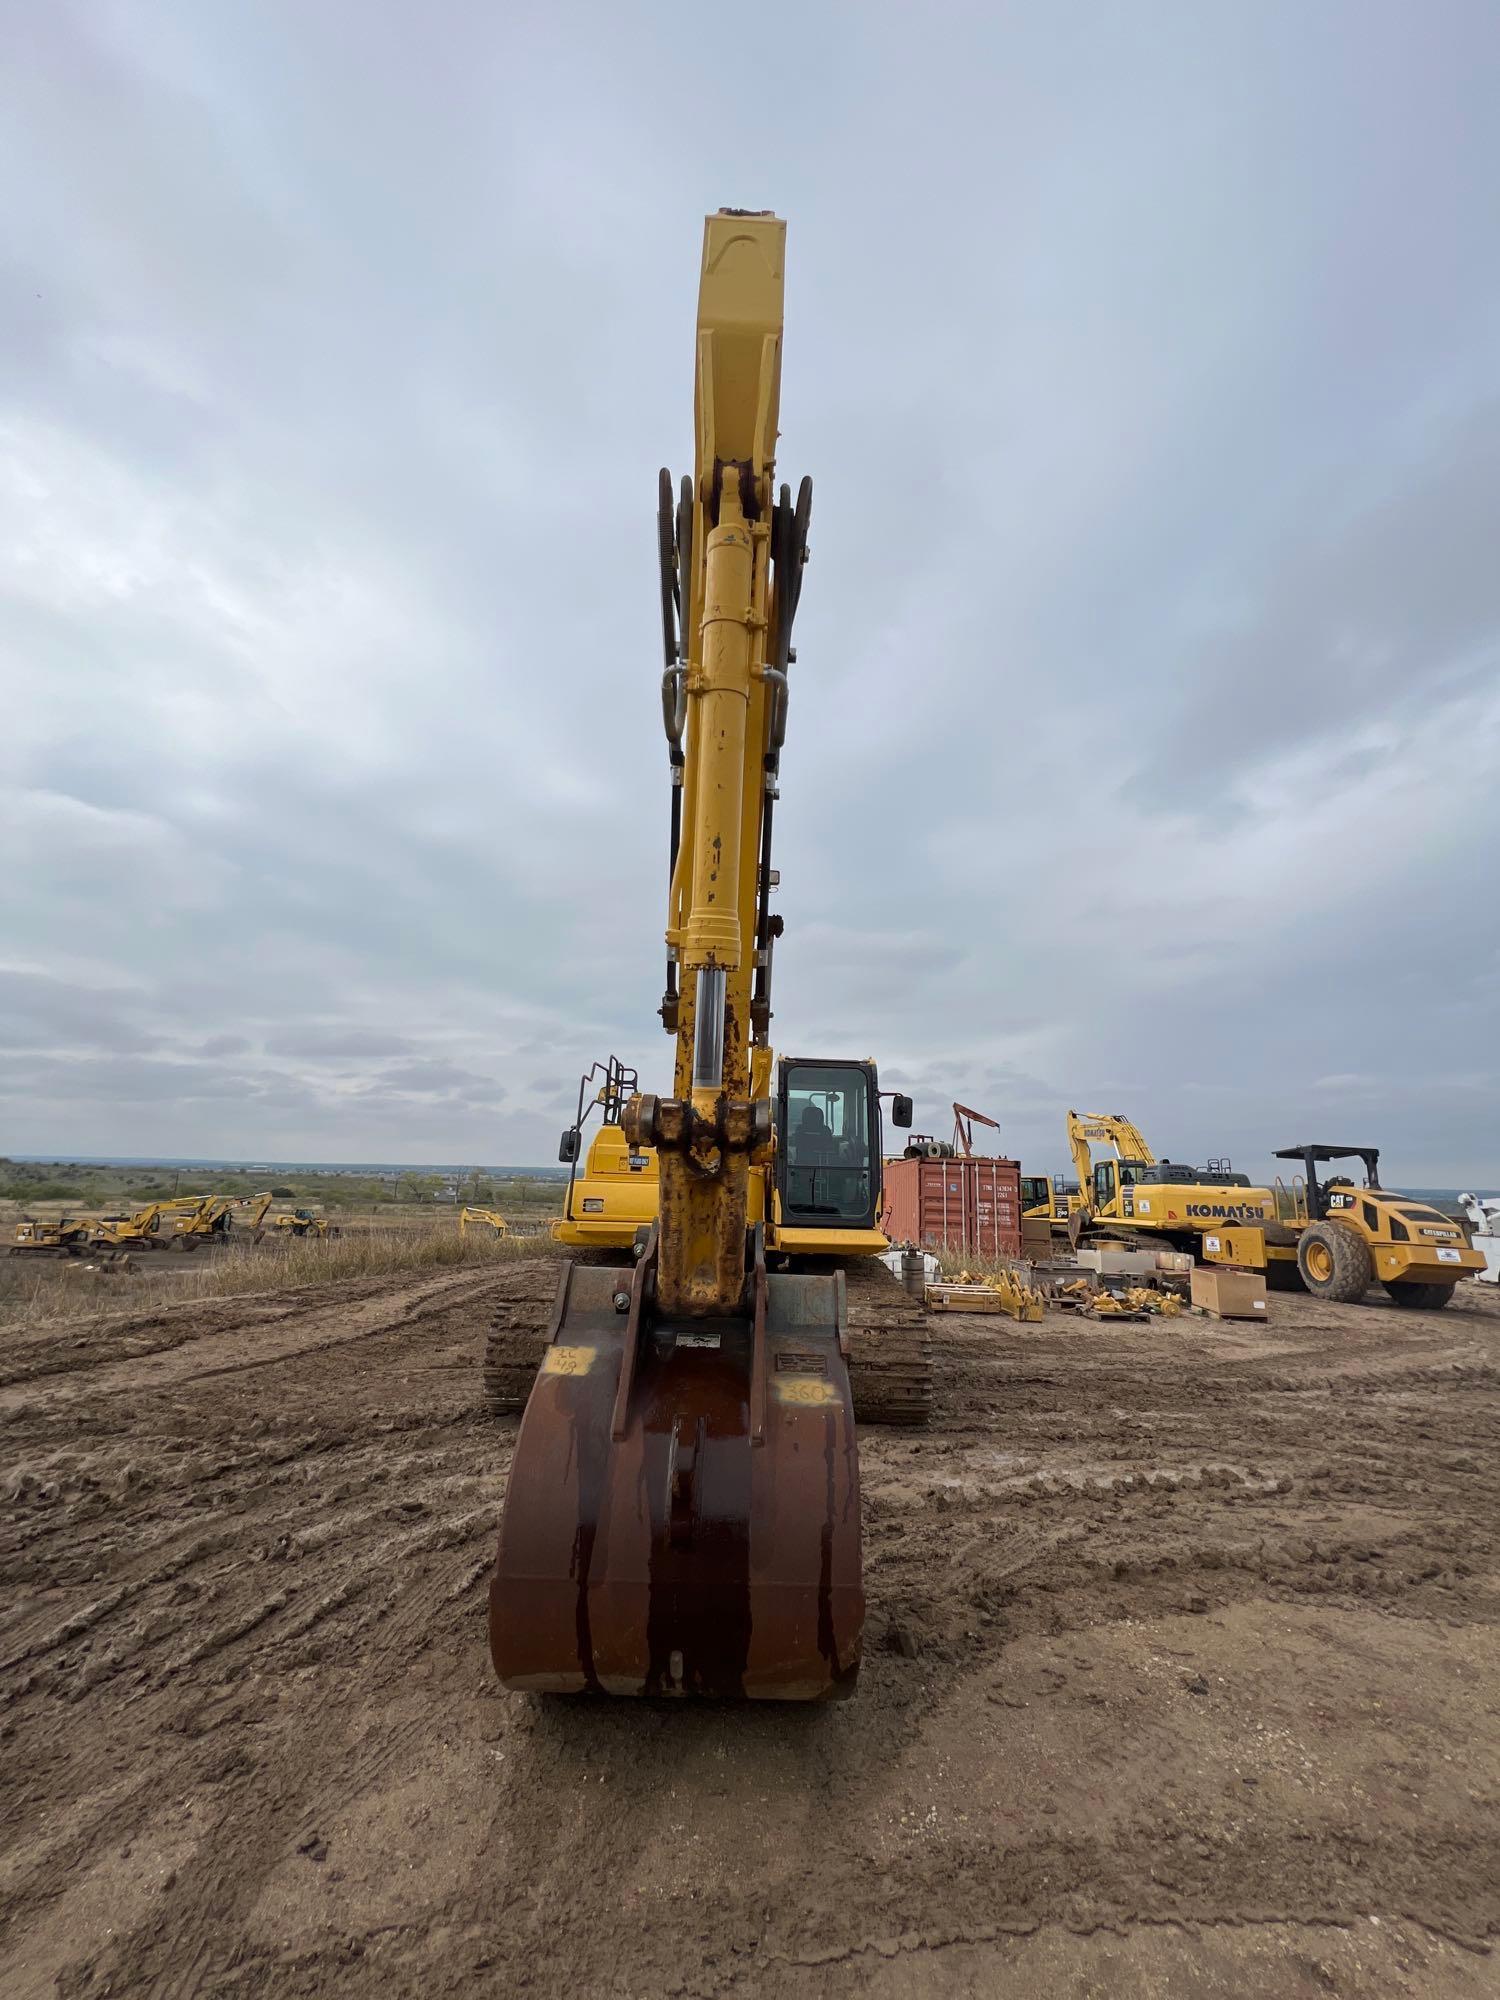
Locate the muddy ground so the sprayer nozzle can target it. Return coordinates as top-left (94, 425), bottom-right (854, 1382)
top-left (2, 1264), bottom-right (1498, 1998)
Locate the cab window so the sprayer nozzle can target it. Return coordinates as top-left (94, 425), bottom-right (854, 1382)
top-left (782, 1065), bottom-right (873, 1226)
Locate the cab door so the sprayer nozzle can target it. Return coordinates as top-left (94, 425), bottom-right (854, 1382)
top-left (776, 1058), bottom-right (880, 1232)
top-left (1093, 1159), bottom-right (1120, 1218)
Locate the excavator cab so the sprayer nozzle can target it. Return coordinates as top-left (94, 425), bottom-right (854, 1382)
top-left (778, 1058), bottom-right (884, 1229)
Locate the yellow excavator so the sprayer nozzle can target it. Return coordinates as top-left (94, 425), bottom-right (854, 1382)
top-left (1065, 1110), bottom-right (1276, 1251)
top-left (489, 211), bottom-right (929, 1701)
top-left (1020, 1175), bottom-right (1076, 1229)
top-left (163, 1194), bottom-right (244, 1250)
top-left (460, 1205), bottom-right (508, 1240)
top-left (91, 1197), bottom-right (214, 1253)
top-left (10, 1215), bottom-right (99, 1259)
top-left (236, 1191), bottom-right (275, 1232)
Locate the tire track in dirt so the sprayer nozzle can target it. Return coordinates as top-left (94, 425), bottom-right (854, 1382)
top-left (0, 1265), bottom-right (513, 1415)
top-left (1, 1267), bottom-right (1498, 1999)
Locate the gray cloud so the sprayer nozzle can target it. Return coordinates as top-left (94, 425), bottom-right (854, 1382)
top-left (1, 2), bottom-right (1497, 1183)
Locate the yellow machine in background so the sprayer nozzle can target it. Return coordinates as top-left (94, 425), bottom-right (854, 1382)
top-left (235, 1191), bottom-right (275, 1231)
top-left (460, 1206), bottom-right (508, 1240)
top-left (553, 1057), bottom-right (661, 1251)
top-left (1202, 1143), bottom-right (1483, 1308)
top-left (10, 1216), bottom-right (98, 1259)
top-left (271, 1208), bottom-right (339, 1240)
top-left (92, 1197), bottom-right (212, 1252)
top-left (1020, 1175), bottom-right (1076, 1227)
top-left (1066, 1110), bottom-right (1274, 1249)
top-left (165, 1195), bottom-right (243, 1249)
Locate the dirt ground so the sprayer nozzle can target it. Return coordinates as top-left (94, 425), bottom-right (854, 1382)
top-left (2, 1264), bottom-right (1498, 1999)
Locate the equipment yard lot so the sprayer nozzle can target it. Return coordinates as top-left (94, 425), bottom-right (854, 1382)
top-left (2, 1267), bottom-right (1497, 1999)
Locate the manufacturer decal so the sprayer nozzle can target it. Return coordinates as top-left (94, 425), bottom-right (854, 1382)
top-left (1185, 1203), bottom-right (1265, 1219)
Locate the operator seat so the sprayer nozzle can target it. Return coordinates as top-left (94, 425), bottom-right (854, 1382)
top-left (796, 1102), bottom-right (838, 1165)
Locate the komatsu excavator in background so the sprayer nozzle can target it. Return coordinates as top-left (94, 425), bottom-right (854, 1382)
top-left (1066, 1110), bottom-right (1277, 1252)
top-left (488, 211), bottom-right (929, 1701)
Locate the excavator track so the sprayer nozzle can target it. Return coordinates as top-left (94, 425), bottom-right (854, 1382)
top-left (484, 1255), bottom-right (933, 1426)
top-left (843, 1258), bottom-right (933, 1427)
top-left (482, 1257), bottom-right (618, 1415)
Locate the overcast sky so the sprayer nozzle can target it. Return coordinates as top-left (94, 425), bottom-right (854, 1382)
top-left (2, 1), bottom-right (1497, 1184)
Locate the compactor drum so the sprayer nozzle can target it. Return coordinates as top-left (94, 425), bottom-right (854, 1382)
top-left (488, 211), bottom-right (899, 1700)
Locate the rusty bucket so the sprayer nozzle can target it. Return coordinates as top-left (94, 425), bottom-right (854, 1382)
top-left (490, 1258), bottom-right (863, 1699)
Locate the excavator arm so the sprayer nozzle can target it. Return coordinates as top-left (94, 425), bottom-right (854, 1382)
top-left (490, 214), bottom-right (861, 1702)
top-left (624, 210), bottom-right (808, 1314)
top-left (1066, 1110), bottom-right (1156, 1217)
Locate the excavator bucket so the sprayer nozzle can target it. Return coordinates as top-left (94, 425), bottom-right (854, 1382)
top-left (490, 1254), bottom-right (863, 1699)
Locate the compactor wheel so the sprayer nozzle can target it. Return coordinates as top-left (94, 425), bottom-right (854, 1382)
top-left (1296, 1221), bottom-right (1371, 1303)
top-left (1383, 1280), bottom-right (1456, 1311)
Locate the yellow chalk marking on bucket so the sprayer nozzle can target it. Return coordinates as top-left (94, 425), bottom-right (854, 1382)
top-left (542, 1345), bottom-right (597, 1378)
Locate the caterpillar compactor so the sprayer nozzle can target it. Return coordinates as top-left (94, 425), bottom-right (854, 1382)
top-left (1202, 1145), bottom-right (1484, 1306)
top-left (489, 212), bottom-right (924, 1700)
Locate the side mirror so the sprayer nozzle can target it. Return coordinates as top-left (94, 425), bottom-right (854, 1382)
top-left (891, 1094), bottom-right (913, 1129)
top-left (558, 1128), bottom-right (581, 1164)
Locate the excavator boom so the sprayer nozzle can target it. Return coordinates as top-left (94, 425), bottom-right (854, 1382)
top-left (490, 213), bottom-right (862, 1699)
top-left (1067, 1109), bottom-right (1156, 1218)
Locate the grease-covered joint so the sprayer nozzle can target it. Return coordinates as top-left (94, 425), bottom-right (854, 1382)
top-left (623, 1093), bottom-right (773, 1164)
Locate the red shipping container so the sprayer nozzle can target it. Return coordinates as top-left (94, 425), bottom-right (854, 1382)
top-left (880, 1155), bottom-right (1023, 1259)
